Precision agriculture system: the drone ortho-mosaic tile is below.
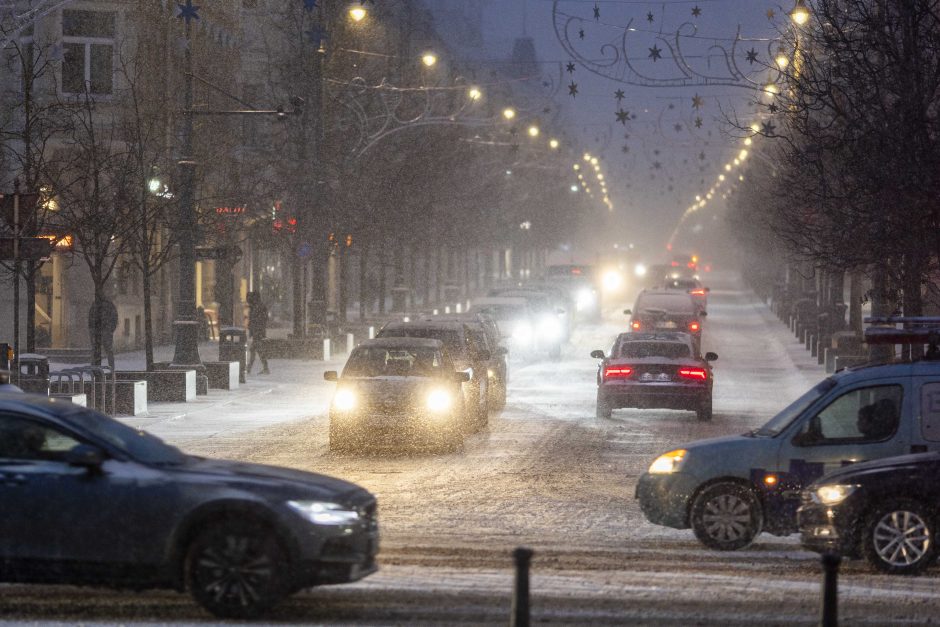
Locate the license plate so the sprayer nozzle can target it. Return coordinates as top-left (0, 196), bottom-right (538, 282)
top-left (657, 321), bottom-right (678, 329)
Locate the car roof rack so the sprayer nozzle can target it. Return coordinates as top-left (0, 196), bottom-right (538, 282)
top-left (864, 316), bottom-right (940, 360)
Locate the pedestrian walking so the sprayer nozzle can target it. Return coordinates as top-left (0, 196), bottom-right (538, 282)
top-left (247, 291), bottom-right (270, 375)
top-left (88, 297), bottom-right (118, 369)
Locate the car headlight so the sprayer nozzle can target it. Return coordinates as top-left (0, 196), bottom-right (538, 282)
top-left (287, 500), bottom-right (360, 526)
top-left (602, 269), bottom-right (623, 292)
top-left (813, 484), bottom-right (858, 506)
top-left (634, 263), bottom-right (647, 278)
top-left (332, 388), bottom-right (357, 411)
top-left (513, 321), bottom-right (533, 342)
top-left (648, 449), bottom-right (687, 474)
top-left (576, 288), bottom-right (595, 310)
top-left (426, 388), bottom-right (453, 413)
top-left (538, 315), bottom-right (562, 339)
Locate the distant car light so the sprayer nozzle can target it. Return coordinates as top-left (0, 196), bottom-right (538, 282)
top-left (604, 366), bottom-right (634, 379)
top-left (689, 289), bottom-right (706, 296)
top-left (426, 388), bottom-right (453, 413)
top-left (688, 321), bottom-right (701, 333)
top-left (602, 269), bottom-right (623, 292)
top-left (631, 321), bottom-right (641, 331)
top-left (635, 263), bottom-right (647, 278)
top-left (287, 500), bottom-right (361, 526)
top-left (332, 388), bottom-right (357, 411)
top-left (649, 449), bottom-right (687, 474)
top-left (538, 315), bottom-right (562, 340)
top-left (678, 367), bottom-right (707, 380)
top-left (576, 288), bottom-right (595, 311)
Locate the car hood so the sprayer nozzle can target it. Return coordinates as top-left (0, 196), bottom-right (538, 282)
top-left (180, 457), bottom-right (369, 503)
top-left (671, 434), bottom-right (777, 477)
top-left (810, 451), bottom-right (940, 487)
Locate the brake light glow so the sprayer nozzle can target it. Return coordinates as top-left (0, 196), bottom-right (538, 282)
top-left (604, 366), bottom-right (634, 379)
top-left (631, 321), bottom-right (641, 331)
top-left (688, 321), bottom-right (701, 333)
top-left (678, 367), bottom-right (707, 380)
top-left (690, 289), bottom-right (706, 296)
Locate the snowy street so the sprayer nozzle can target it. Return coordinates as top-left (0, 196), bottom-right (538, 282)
top-left (2, 274), bottom-right (937, 625)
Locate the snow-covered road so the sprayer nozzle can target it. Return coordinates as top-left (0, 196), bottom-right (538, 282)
top-left (3, 274), bottom-right (938, 625)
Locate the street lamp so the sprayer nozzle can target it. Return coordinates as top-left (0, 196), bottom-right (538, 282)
top-left (349, 6), bottom-right (367, 22)
top-left (549, 138), bottom-right (560, 149)
top-left (148, 177), bottom-right (162, 194)
top-left (502, 107), bottom-right (516, 120)
top-left (527, 125), bottom-right (540, 138)
top-left (421, 52), bottom-right (438, 68)
top-left (790, 0), bottom-right (810, 26)
top-left (468, 87), bottom-right (482, 101)
top-left (775, 46), bottom-right (790, 70)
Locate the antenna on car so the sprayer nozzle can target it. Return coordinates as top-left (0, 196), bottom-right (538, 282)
top-left (864, 316), bottom-right (940, 361)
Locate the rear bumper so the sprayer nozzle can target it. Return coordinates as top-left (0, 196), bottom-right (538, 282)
top-left (601, 382), bottom-right (707, 410)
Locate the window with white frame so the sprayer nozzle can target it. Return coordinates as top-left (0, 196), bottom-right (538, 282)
top-left (61, 9), bottom-right (115, 95)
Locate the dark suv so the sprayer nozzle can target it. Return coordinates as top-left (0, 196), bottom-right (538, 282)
top-left (0, 394), bottom-right (378, 618)
top-left (425, 313), bottom-right (508, 410)
top-left (378, 321), bottom-right (491, 430)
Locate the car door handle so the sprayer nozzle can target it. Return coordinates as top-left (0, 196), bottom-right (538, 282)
top-left (0, 473), bottom-right (27, 486)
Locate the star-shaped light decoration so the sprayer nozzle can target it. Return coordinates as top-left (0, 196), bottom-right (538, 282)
top-left (593, 3), bottom-right (600, 20)
top-left (616, 108), bottom-right (629, 125)
top-left (768, 102), bottom-right (779, 114)
top-left (699, 151), bottom-right (706, 160)
top-left (648, 45), bottom-right (662, 61)
top-left (694, 117), bottom-right (703, 128)
top-left (692, 6), bottom-right (702, 17)
top-left (176, 0), bottom-right (200, 23)
top-left (761, 120), bottom-right (777, 135)
top-left (746, 49), bottom-right (759, 64)
top-left (692, 94), bottom-right (704, 109)
top-left (568, 81), bottom-right (579, 97)
top-left (622, 145), bottom-right (630, 154)
top-left (652, 162), bottom-right (662, 170)
top-left (359, 0), bottom-right (375, 5)
top-left (614, 89), bottom-right (625, 102)
top-left (579, 28), bottom-right (585, 39)
top-left (647, 11), bottom-right (655, 23)
top-left (674, 123), bottom-right (683, 132)
top-left (566, 62), bottom-right (576, 74)
top-left (767, 9), bottom-right (776, 19)
top-left (668, 103), bottom-right (675, 110)
top-left (303, 0), bottom-right (318, 11)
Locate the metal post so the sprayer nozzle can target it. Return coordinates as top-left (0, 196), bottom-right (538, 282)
top-left (12, 180), bottom-right (20, 385)
top-left (171, 17), bottom-right (201, 367)
top-left (820, 552), bottom-right (840, 627)
top-left (510, 547), bottom-right (533, 627)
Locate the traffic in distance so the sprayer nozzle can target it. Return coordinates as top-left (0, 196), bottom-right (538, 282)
top-left (5, 253), bottom-right (940, 620)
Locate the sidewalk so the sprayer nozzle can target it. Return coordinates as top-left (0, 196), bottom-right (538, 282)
top-left (50, 341), bottom-right (347, 444)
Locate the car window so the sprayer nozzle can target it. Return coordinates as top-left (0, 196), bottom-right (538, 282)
top-left (380, 328), bottom-right (465, 357)
top-left (920, 382), bottom-right (940, 442)
top-left (795, 384), bottom-right (903, 446)
top-left (618, 342), bottom-right (691, 359)
top-left (0, 414), bottom-right (82, 461)
top-left (344, 347), bottom-right (444, 377)
top-left (753, 378), bottom-right (837, 436)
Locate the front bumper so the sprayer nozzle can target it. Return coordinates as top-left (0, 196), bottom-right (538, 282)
top-left (797, 500), bottom-right (861, 557)
top-left (635, 472), bottom-right (699, 529)
top-left (330, 409), bottom-right (462, 446)
top-left (601, 382), bottom-right (707, 411)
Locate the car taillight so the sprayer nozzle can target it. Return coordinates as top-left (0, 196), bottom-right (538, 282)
top-left (631, 321), bottom-right (641, 331)
top-left (690, 289), bottom-right (706, 296)
top-left (678, 367), bottom-right (707, 380)
top-left (688, 321), bottom-right (701, 333)
top-left (604, 366), bottom-right (634, 379)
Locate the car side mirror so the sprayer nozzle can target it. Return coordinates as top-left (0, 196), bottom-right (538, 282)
top-left (454, 371), bottom-right (471, 383)
top-left (65, 444), bottom-right (106, 470)
top-left (623, 308), bottom-right (632, 316)
top-left (477, 350), bottom-right (492, 362)
top-left (705, 352), bottom-right (718, 362)
top-left (590, 350), bottom-right (605, 359)
top-left (699, 311), bottom-right (708, 317)
top-left (495, 346), bottom-right (509, 357)
top-left (323, 371), bottom-right (338, 382)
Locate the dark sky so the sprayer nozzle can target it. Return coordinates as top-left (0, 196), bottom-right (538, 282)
top-left (430, 0), bottom-right (790, 258)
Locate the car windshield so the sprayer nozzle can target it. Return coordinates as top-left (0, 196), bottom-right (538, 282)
top-left (380, 328), bottom-right (464, 357)
top-left (618, 341), bottom-right (691, 359)
top-left (344, 347), bottom-right (445, 377)
top-left (750, 378), bottom-right (837, 437)
top-left (64, 407), bottom-right (187, 465)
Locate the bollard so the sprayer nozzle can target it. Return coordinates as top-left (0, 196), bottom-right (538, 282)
top-left (510, 547), bottom-right (534, 627)
top-left (820, 552), bottom-right (841, 627)
top-left (322, 338), bottom-right (331, 361)
top-left (456, 303), bottom-right (463, 313)
top-left (346, 333), bottom-right (355, 354)
top-left (368, 326), bottom-right (375, 339)
top-left (445, 306), bottom-right (451, 314)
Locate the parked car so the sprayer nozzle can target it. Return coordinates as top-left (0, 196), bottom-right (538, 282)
top-left (636, 355), bottom-right (940, 551)
top-left (325, 338), bottom-right (471, 451)
top-left (377, 320), bottom-right (490, 429)
top-left (626, 290), bottom-right (705, 352)
top-left (798, 451), bottom-right (940, 574)
top-left (424, 313), bottom-right (508, 410)
top-left (0, 393), bottom-right (378, 618)
top-left (591, 332), bottom-right (717, 420)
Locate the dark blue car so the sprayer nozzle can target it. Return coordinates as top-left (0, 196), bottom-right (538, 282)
top-left (0, 394), bottom-right (378, 618)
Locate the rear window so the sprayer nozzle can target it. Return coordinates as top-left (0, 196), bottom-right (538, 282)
top-left (635, 294), bottom-right (696, 313)
top-left (617, 342), bottom-right (691, 359)
top-left (665, 280), bottom-right (698, 290)
top-left (344, 347), bottom-right (444, 377)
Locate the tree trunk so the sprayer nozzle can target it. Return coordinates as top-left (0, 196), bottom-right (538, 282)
top-left (359, 243), bottom-right (369, 321)
top-left (25, 261), bottom-right (36, 352)
top-left (291, 248), bottom-right (304, 337)
top-left (378, 243), bottom-right (387, 314)
top-left (142, 249), bottom-right (155, 371)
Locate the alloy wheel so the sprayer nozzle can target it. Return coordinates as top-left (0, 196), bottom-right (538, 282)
top-left (873, 510), bottom-right (931, 568)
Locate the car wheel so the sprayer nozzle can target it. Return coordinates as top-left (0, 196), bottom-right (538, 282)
top-left (696, 397), bottom-right (713, 422)
top-left (596, 391), bottom-right (612, 419)
top-left (863, 500), bottom-right (936, 574)
top-left (691, 482), bottom-right (763, 551)
top-left (186, 520), bottom-right (288, 619)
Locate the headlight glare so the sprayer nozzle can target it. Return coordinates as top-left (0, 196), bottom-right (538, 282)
top-left (648, 449), bottom-right (687, 474)
top-left (513, 321), bottom-right (533, 342)
top-left (426, 388), bottom-right (453, 413)
top-left (287, 500), bottom-right (360, 525)
top-left (814, 484), bottom-right (858, 506)
top-left (538, 315), bottom-right (562, 339)
top-left (332, 388), bottom-right (357, 411)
